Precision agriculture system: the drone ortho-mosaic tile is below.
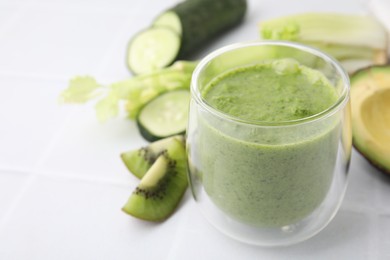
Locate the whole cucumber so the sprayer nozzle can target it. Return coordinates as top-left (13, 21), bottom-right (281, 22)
top-left (164, 0), bottom-right (247, 57)
top-left (127, 0), bottom-right (247, 75)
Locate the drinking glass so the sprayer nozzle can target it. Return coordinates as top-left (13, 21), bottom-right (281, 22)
top-left (186, 41), bottom-right (352, 246)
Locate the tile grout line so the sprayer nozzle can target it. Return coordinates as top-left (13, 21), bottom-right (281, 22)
top-left (0, 61), bottom-right (121, 83)
top-left (0, 0), bottom-right (174, 234)
top-left (1, 101), bottom-right (131, 187)
top-left (0, 166), bottom-right (130, 188)
top-left (0, 174), bottom-right (37, 231)
top-left (0, 70), bottom-right (73, 82)
top-left (0, 110), bottom-right (76, 231)
top-left (35, 170), bottom-right (130, 189)
top-left (30, 105), bottom-right (132, 186)
top-left (33, 109), bottom-right (77, 169)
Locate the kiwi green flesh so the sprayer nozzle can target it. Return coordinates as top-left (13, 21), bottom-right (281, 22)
top-left (121, 149), bottom-right (151, 179)
top-left (122, 138), bottom-right (188, 221)
top-left (120, 135), bottom-right (184, 179)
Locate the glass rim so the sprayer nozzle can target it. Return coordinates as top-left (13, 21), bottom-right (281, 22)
top-left (191, 40), bottom-right (350, 127)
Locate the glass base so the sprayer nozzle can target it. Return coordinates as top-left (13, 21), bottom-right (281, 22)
top-left (194, 186), bottom-right (344, 247)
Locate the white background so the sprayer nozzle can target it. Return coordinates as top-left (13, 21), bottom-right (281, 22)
top-left (0, 0), bottom-right (389, 259)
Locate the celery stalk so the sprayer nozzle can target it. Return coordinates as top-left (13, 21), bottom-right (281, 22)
top-left (259, 13), bottom-right (389, 73)
top-left (59, 60), bottom-right (198, 121)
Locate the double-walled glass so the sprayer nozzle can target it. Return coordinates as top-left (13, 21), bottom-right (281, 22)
top-left (186, 41), bottom-right (352, 246)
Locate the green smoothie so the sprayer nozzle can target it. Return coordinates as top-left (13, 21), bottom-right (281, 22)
top-left (197, 59), bottom-right (340, 227)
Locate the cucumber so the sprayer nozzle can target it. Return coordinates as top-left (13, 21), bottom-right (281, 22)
top-left (136, 89), bottom-right (190, 142)
top-left (153, 11), bottom-right (182, 36)
top-left (127, 27), bottom-right (181, 75)
top-left (127, 0), bottom-right (247, 75)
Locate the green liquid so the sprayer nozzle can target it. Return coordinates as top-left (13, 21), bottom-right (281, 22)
top-left (198, 59), bottom-right (340, 227)
top-left (203, 59), bottom-right (338, 122)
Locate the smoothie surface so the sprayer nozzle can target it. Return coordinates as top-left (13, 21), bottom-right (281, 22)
top-left (202, 59), bottom-right (338, 122)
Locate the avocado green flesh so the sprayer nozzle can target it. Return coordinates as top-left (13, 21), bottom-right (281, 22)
top-left (197, 59), bottom-right (340, 227)
top-left (351, 65), bottom-right (390, 174)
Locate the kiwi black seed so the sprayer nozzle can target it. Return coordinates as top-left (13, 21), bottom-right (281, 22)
top-left (120, 135), bottom-right (185, 179)
top-left (122, 137), bottom-right (188, 221)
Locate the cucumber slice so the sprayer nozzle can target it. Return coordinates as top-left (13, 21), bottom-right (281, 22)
top-left (137, 90), bottom-right (190, 142)
top-left (127, 27), bottom-right (180, 75)
top-left (127, 0), bottom-right (247, 75)
top-left (153, 11), bottom-right (182, 35)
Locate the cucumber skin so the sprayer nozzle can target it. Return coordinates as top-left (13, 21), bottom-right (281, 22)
top-left (137, 119), bottom-right (185, 142)
top-left (136, 89), bottom-right (189, 142)
top-left (168, 0), bottom-right (247, 58)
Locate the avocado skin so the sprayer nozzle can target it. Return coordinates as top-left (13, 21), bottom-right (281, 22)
top-left (353, 143), bottom-right (390, 175)
top-left (351, 65), bottom-right (390, 175)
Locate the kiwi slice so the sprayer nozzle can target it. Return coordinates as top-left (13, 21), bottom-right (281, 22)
top-left (120, 135), bottom-right (185, 179)
top-left (122, 137), bottom-right (188, 221)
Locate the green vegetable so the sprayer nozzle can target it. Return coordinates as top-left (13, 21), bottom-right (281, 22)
top-left (59, 76), bottom-right (102, 103)
top-left (136, 89), bottom-right (190, 142)
top-left (127, 27), bottom-right (181, 75)
top-left (259, 13), bottom-right (388, 73)
top-left (59, 60), bottom-right (197, 121)
top-left (127, 0), bottom-right (247, 75)
top-left (153, 11), bottom-right (182, 35)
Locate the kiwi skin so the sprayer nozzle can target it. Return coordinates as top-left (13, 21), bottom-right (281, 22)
top-left (120, 135), bottom-right (185, 179)
top-left (122, 137), bottom-right (188, 221)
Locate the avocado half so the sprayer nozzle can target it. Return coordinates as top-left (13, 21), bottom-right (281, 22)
top-left (350, 65), bottom-right (390, 174)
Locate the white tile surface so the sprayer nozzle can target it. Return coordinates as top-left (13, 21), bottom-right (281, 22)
top-left (377, 214), bottom-right (390, 258)
top-left (343, 151), bottom-right (378, 211)
top-left (0, 170), bottom-right (31, 219)
top-left (35, 107), bottom-right (146, 183)
top-left (0, 6), bottom-right (21, 33)
top-left (0, 175), bottom-right (184, 260)
top-left (0, 76), bottom-right (72, 170)
top-left (374, 168), bottom-right (390, 213)
top-left (0, 6), bottom-right (129, 78)
top-left (169, 200), bottom-right (374, 260)
top-left (0, 0), bottom-right (389, 259)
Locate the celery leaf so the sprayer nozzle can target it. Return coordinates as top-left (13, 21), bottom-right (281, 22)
top-left (95, 91), bottom-right (119, 122)
top-left (60, 76), bottom-right (102, 103)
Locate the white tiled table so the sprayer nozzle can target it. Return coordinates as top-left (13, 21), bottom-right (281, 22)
top-left (0, 0), bottom-right (389, 259)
